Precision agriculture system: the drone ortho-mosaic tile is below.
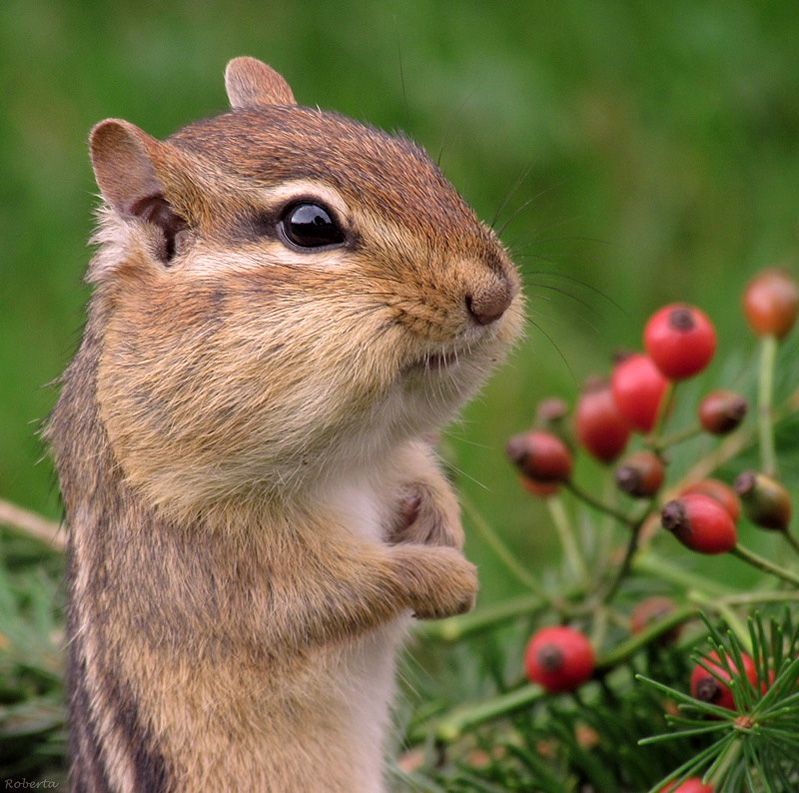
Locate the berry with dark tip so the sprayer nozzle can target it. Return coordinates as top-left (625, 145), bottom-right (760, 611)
top-left (734, 471), bottom-right (792, 531)
top-left (611, 354), bottom-right (669, 433)
top-left (575, 376), bottom-right (630, 463)
top-left (615, 450), bottom-right (665, 498)
top-left (661, 495), bottom-right (737, 554)
top-left (743, 267), bottom-right (799, 340)
top-left (644, 304), bottom-right (717, 380)
top-left (698, 390), bottom-right (748, 435)
top-left (506, 431), bottom-right (573, 484)
top-left (680, 479), bottom-right (741, 522)
top-left (524, 626), bottom-right (595, 693)
top-left (690, 651), bottom-right (757, 711)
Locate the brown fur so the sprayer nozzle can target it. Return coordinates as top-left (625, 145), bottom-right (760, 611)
top-left (46, 58), bottom-right (523, 792)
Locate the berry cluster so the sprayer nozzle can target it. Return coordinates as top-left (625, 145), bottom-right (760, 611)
top-left (501, 267), bottom-right (799, 789)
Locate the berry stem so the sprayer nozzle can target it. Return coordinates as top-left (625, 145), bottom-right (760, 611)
top-left (460, 494), bottom-right (546, 595)
top-left (415, 592), bottom-right (546, 642)
top-left (731, 544), bottom-right (799, 588)
top-left (651, 423), bottom-right (703, 452)
top-left (758, 334), bottom-right (779, 477)
top-left (633, 553), bottom-right (730, 596)
top-left (781, 528), bottom-right (799, 557)
top-left (418, 606), bottom-right (696, 744)
top-left (687, 591), bottom-right (752, 652)
top-left (547, 497), bottom-right (590, 583)
top-left (565, 480), bottom-right (635, 527)
top-left (600, 518), bottom-right (647, 604)
top-left (648, 381), bottom-right (677, 445)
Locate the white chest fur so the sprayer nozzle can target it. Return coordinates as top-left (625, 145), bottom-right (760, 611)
top-left (316, 474), bottom-right (411, 791)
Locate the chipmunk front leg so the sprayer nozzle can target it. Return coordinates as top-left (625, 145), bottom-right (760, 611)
top-left (388, 440), bottom-right (465, 550)
top-left (270, 537), bottom-right (477, 650)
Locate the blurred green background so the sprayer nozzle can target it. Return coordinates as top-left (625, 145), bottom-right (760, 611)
top-left (1, 0), bottom-right (798, 601)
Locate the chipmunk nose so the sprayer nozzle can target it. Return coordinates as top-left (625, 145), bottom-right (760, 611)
top-left (465, 275), bottom-right (515, 326)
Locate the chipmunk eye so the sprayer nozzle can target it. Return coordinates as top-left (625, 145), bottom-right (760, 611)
top-left (279, 202), bottom-right (345, 249)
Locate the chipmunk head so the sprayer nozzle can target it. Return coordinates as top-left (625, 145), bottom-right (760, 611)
top-left (88, 57), bottom-right (523, 515)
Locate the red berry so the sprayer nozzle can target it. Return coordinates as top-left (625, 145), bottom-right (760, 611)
top-left (615, 450), bottom-right (665, 498)
top-left (734, 471), bottom-right (792, 531)
top-left (506, 431), bottom-right (573, 483)
top-left (659, 778), bottom-right (714, 793)
top-left (521, 476), bottom-right (560, 499)
top-left (524, 626), bottom-right (595, 693)
top-left (630, 596), bottom-right (682, 645)
top-left (690, 651), bottom-right (757, 711)
top-left (611, 354), bottom-right (669, 433)
top-left (698, 390), bottom-right (748, 435)
top-left (680, 480), bottom-right (741, 522)
top-left (644, 304), bottom-right (717, 380)
top-left (743, 268), bottom-right (799, 340)
top-left (661, 494), bottom-right (737, 554)
top-left (575, 377), bottom-right (630, 463)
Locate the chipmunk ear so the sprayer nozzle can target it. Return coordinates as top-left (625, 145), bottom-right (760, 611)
top-left (89, 119), bottom-right (200, 262)
top-left (224, 56), bottom-right (296, 108)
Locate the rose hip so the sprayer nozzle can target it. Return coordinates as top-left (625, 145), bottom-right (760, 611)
top-left (680, 480), bottom-right (741, 522)
top-left (690, 651), bottom-right (757, 711)
top-left (575, 377), bottom-right (630, 463)
top-left (698, 390), bottom-right (748, 435)
top-left (644, 304), bottom-right (717, 380)
top-left (611, 354), bottom-right (669, 433)
top-left (661, 495), bottom-right (737, 554)
top-left (506, 431), bottom-right (573, 484)
top-left (615, 450), bottom-right (665, 498)
top-left (524, 626), bottom-right (595, 693)
top-left (743, 267), bottom-right (799, 340)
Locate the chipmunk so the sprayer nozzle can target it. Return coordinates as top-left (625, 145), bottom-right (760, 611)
top-left (46, 57), bottom-right (523, 792)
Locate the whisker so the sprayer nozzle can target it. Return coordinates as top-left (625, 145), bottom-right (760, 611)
top-left (522, 267), bottom-right (627, 315)
top-left (436, 89), bottom-right (477, 167)
top-left (489, 160), bottom-right (536, 230)
top-left (527, 318), bottom-right (577, 384)
top-left (528, 283), bottom-right (598, 315)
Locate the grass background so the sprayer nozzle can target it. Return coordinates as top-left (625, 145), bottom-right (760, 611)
top-left (1, 0), bottom-right (799, 603)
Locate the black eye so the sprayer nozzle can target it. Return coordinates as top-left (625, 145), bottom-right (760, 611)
top-left (279, 202), bottom-right (345, 249)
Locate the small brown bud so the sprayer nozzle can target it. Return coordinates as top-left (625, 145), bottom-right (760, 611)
top-left (615, 451), bottom-right (665, 498)
top-left (698, 390), bottom-right (748, 435)
top-left (734, 470), bottom-right (792, 531)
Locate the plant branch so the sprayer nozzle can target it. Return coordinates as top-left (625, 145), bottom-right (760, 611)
top-left (0, 498), bottom-right (65, 551)
top-left (460, 495), bottom-right (545, 595)
top-left (547, 497), bottom-right (589, 582)
top-left (758, 334), bottom-right (779, 477)
top-left (731, 544), bottom-right (799, 588)
top-left (565, 480), bottom-right (635, 527)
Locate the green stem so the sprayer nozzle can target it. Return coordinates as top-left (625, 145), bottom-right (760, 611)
top-left (651, 423), bottom-right (703, 452)
top-left (632, 553), bottom-right (730, 596)
top-left (565, 480), bottom-right (635, 527)
top-left (758, 334), bottom-right (779, 477)
top-left (415, 593), bottom-right (545, 642)
top-left (782, 529), bottom-right (799, 557)
top-left (596, 604), bottom-right (697, 670)
top-left (548, 497), bottom-right (589, 583)
top-left (720, 589), bottom-right (799, 606)
top-left (688, 590), bottom-right (752, 653)
top-left (600, 513), bottom-right (650, 604)
top-left (731, 544), bottom-right (799, 587)
top-left (420, 606), bottom-right (697, 745)
top-left (460, 495), bottom-right (545, 595)
top-left (431, 684), bottom-right (547, 743)
top-left (648, 381), bottom-right (677, 445)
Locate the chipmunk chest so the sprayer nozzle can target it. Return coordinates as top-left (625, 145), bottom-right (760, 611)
top-left (321, 477), bottom-right (388, 543)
